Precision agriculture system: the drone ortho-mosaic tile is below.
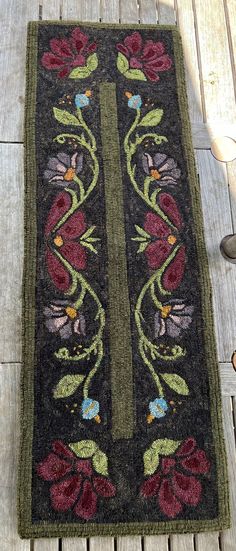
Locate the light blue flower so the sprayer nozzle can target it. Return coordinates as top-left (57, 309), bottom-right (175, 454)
top-left (128, 94), bottom-right (142, 109)
top-left (148, 398), bottom-right (168, 422)
top-left (81, 398), bottom-right (100, 422)
top-left (75, 93), bottom-right (90, 108)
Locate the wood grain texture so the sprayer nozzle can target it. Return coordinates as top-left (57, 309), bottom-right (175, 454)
top-left (144, 535), bottom-right (169, 550)
top-left (158, 0), bottom-right (176, 24)
top-left (62, 0), bottom-right (100, 20)
top-left (224, 0), bottom-right (236, 94)
top-left (194, 0), bottom-right (236, 124)
top-left (0, 363), bottom-right (30, 551)
top-left (170, 534), bottom-right (194, 551)
top-left (195, 532), bottom-right (220, 551)
top-left (34, 540), bottom-right (59, 551)
top-left (90, 536), bottom-right (114, 551)
top-left (101, 0), bottom-right (119, 22)
top-left (139, 0), bottom-right (157, 23)
top-left (0, 0), bottom-right (39, 142)
top-left (221, 397), bottom-right (236, 551)
top-left (42, 0), bottom-right (61, 19)
top-left (0, 144), bottom-right (23, 363)
top-left (117, 537), bottom-right (142, 551)
top-left (176, 0), bottom-right (203, 123)
top-left (227, 160), bottom-right (236, 231)
top-left (120, 0), bottom-right (139, 23)
top-left (62, 538), bottom-right (87, 551)
top-left (220, 363), bottom-right (236, 395)
top-left (196, 149), bottom-right (236, 362)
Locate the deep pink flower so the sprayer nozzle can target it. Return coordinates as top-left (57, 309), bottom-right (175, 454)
top-left (143, 194), bottom-right (185, 291)
top-left (41, 27), bottom-right (97, 78)
top-left (45, 191), bottom-right (87, 292)
top-left (116, 31), bottom-right (172, 81)
top-left (140, 437), bottom-right (211, 518)
top-left (37, 440), bottom-right (116, 520)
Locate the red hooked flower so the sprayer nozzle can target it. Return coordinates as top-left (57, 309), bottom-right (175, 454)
top-left (41, 27), bottom-right (97, 78)
top-left (37, 441), bottom-right (116, 520)
top-left (143, 193), bottom-right (185, 291)
top-left (45, 192), bottom-right (87, 292)
top-left (116, 31), bottom-right (172, 81)
top-left (140, 437), bottom-right (211, 518)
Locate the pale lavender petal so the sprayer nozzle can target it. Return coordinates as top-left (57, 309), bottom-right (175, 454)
top-left (158, 158), bottom-right (177, 172)
top-left (44, 169), bottom-right (58, 180)
top-left (142, 153), bottom-right (152, 174)
top-left (154, 311), bottom-right (161, 337)
top-left (57, 152), bottom-right (70, 166)
top-left (159, 177), bottom-right (178, 186)
top-left (47, 157), bottom-right (65, 171)
top-left (73, 318), bottom-right (81, 335)
top-left (79, 314), bottom-right (86, 336)
top-left (166, 319), bottom-right (182, 337)
top-left (56, 162), bottom-right (67, 174)
top-left (71, 152), bottom-right (78, 169)
top-left (170, 314), bottom-right (192, 329)
top-left (53, 316), bottom-right (68, 329)
top-left (168, 168), bottom-right (181, 179)
top-left (76, 153), bottom-right (83, 174)
top-left (48, 175), bottom-right (65, 182)
top-left (171, 303), bottom-right (186, 312)
top-left (178, 305), bottom-right (194, 316)
top-left (159, 318), bottom-right (166, 336)
top-left (45, 319), bottom-right (58, 332)
top-left (59, 321), bottom-right (72, 339)
top-left (153, 153), bottom-right (167, 168)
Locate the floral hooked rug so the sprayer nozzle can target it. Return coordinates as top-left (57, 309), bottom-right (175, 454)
top-left (18, 22), bottom-right (230, 538)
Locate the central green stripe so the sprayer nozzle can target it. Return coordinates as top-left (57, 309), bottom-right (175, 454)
top-left (100, 82), bottom-right (133, 440)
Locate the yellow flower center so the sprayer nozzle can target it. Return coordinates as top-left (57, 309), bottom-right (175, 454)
top-left (85, 89), bottom-right (92, 97)
top-left (64, 167), bottom-right (76, 181)
top-left (167, 234), bottom-right (177, 245)
top-left (65, 306), bottom-right (77, 319)
top-left (161, 305), bottom-right (172, 319)
top-left (125, 91), bottom-right (132, 99)
top-left (151, 168), bottom-right (161, 180)
top-left (53, 235), bottom-right (64, 247)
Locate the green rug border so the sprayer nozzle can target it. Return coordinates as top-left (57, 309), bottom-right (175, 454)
top-left (18, 20), bottom-right (231, 539)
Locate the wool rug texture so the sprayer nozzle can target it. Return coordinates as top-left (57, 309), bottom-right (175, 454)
top-left (18, 21), bottom-right (230, 538)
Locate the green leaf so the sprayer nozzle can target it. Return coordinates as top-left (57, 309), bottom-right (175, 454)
top-left (92, 450), bottom-right (108, 476)
top-left (53, 374), bottom-right (85, 399)
top-left (80, 226), bottom-right (96, 240)
top-left (69, 66), bottom-right (91, 79)
top-left (161, 373), bottom-right (189, 395)
top-left (144, 438), bottom-right (181, 475)
top-left (86, 53), bottom-right (98, 72)
top-left (85, 237), bottom-right (100, 242)
top-left (124, 68), bottom-right (147, 81)
top-left (131, 236), bottom-right (147, 242)
top-left (117, 52), bottom-right (129, 74)
top-left (138, 108), bottom-right (163, 127)
top-left (135, 224), bottom-right (150, 238)
top-left (69, 440), bottom-right (98, 458)
top-left (137, 242), bottom-right (148, 253)
top-left (81, 241), bottom-right (98, 254)
top-left (53, 107), bottom-right (80, 126)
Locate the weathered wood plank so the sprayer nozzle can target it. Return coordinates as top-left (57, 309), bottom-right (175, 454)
top-left (222, 0), bottom-right (236, 94)
top-left (117, 537), bottom-right (142, 551)
top-left (0, 144), bottom-right (23, 363)
top-left (170, 534), bottom-right (194, 551)
top-left (227, 160), bottom-right (236, 232)
top-left (196, 149), bottom-right (236, 362)
top-left (176, 0), bottom-right (203, 123)
top-left (220, 396), bottom-right (236, 551)
top-left (195, 532), bottom-right (220, 551)
top-left (101, 0), bottom-right (119, 22)
top-left (144, 535), bottom-right (169, 551)
top-left (158, 0), bottom-right (176, 24)
top-left (62, 0), bottom-right (100, 20)
top-left (62, 538), bottom-right (87, 551)
top-left (220, 363), bottom-right (236, 396)
top-left (90, 537), bottom-right (114, 551)
top-left (42, 0), bottom-right (61, 19)
top-left (34, 540), bottom-right (59, 551)
top-left (0, 0), bottom-right (39, 142)
top-left (139, 0), bottom-right (157, 23)
top-left (120, 0), bottom-right (139, 23)
top-left (194, 0), bottom-right (236, 124)
top-left (0, 363), bottom-right (30, 551)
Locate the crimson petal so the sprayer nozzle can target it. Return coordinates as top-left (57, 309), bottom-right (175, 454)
top-left (172, 471), bottom-right (202, 506)
top-left (50, 474), bottom-right (82, 512)
top-left (60, 241), bottom-right (87, 271)
top-left (176, 437), bottom-right (197, 457)
top-left (181, 449), bottom-right (211, 474)
top-left (146, 54), bottom-right (172, 72)
top-left (124, 31), bottom-right (143, 55)
top-left (52, 440), bottom-right (75, 459)
top-left (74, 480), bottom-right (97, 520)
top-left (142, 41), bottom-right (165, 60)
top-left (76, 459), bottom-right (93, 477)
top-left (162, 246), bottom-right (185, 291)
top-left (161, 457), bottom-right (176, 475)
top-left (158, 478), bottom-right (182, 518)
top-left (71, 28), bottom-right (88, 52)
top-left (145, 240), bottom-right (172, 270)
top-left (45, 192), bottom-right (72, 236)
top-left (59, 210), bottom-right (86, 240)
top-left (140, 474), bottom-right (161, 497)
top-left (93, 477), bottom-right (116, 497)
top-left (37, 453), bottom-right (72, 481)
top-left (116, 43), bottom-right (130, 57)
top-left (46, 247), bottom-right (71, 292)
top-left (41, 52), bottom-right (66, 70)
top-left (159, 193), bottom-right (182, 229)
top-left (144, 212), bottom-right (170, 238)
top-left (50, 38), bottom-right (73, 58)
top-left (144, 68), bottom-right (160, 81)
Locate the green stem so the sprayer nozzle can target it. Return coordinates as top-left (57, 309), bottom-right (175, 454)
top-left (73, 174), bottom-right (85, 201)
top-left (139, 339), bottom-right (164, 397)
top-left (76, 108), bottom-right (96, 150)
top-left (150, 283), bottom-right (162, 310)
top-left (83, 340), bottom-right (103, 399)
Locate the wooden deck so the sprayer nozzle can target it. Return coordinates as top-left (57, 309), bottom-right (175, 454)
top-left (1, 0), bottom-right (236, 549)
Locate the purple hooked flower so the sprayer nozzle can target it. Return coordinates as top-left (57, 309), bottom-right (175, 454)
top-left (155, 300), bottom-right (194, 338)
top-left (142, 153), bottom-right (181, 186)
top-left (44, 152), bottom-right (83, 186)
top-left (44, 301), bottom-right (86, 339)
